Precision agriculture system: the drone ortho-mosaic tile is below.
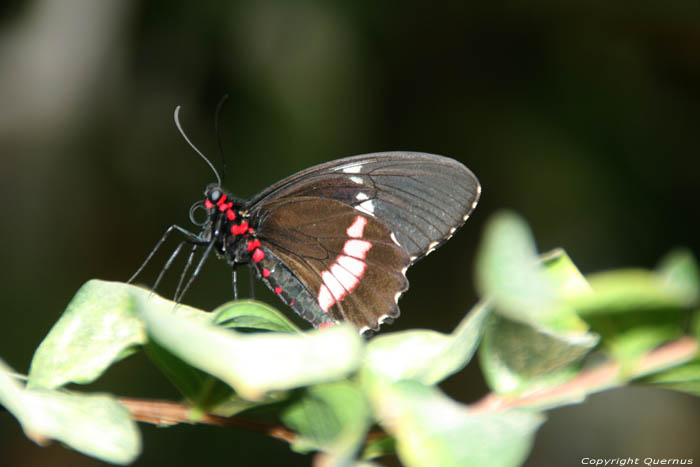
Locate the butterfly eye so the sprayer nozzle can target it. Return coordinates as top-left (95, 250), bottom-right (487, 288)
top-left (208, 189), bottom-right (222, 203)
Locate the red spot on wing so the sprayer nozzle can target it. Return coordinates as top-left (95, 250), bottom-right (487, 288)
top-left (247, 239), bottom-right (261, 251)
top-left (252, 248), bottom-right (265, 263)
top-left (274, 286), bottom-right (282, 294)
top-left (204, 199), bottom-right (214, 210)
top-left (227, 209), bottom-right (236, 221)
top-left (319, 322), bottom-right (335, 329)
top-left (262, 267), bottom-right (271, 278)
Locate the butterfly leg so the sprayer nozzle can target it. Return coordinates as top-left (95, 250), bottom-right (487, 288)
top-left (174, 243), bottom-right (200, 302)
top-left (248, 264), bottom-right (256, 299)
top-left (128, 224), bottom-right (205, 284)
top-left (231, 266), bottom-right (238, 300)
top-left (151, 240), bottom-right (185, 292)
top-left (177, 239), bottom-right (216, 302)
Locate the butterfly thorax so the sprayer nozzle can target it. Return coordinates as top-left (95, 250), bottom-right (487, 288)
top-left (201, 185), bottom-right (260, 267)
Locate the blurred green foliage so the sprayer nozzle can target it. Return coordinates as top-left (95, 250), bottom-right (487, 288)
top-left (2, 211), bottom-right (698, 466)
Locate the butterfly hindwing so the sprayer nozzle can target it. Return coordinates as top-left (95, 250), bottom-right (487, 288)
top-left (252, 246), bottom-right (337, 328)
top-left (253, 197), bottom-right (410, 331)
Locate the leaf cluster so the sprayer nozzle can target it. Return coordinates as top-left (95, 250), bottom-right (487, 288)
top-left (1, 211), bottom-right (698, 466)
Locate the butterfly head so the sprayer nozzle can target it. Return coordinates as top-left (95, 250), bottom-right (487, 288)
top-left (187, 184), bottom-right (230, 230)
top-left (204, 183), bottom-right (225, 207)
top-left (198, 183), bottom-right (249, 237)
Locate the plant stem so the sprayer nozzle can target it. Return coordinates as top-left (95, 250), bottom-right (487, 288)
top-left (118, 336), bottom-right (698, 442)
top-left (117, 397), bottom-right (297, 443)
top-left (470, 335), bottom-right (698, 411)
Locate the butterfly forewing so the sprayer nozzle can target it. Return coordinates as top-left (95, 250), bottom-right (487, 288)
top-left (247, 152), bottom-right (480, 262)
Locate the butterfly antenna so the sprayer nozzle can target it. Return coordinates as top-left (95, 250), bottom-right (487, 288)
top-left (214, 94), bottom-right (229, 184)
top-left (174, 106), bottom-right (222, 186)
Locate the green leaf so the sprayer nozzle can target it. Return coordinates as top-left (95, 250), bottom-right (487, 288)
top-left (207, 391), bottom-right (289, 418)
top-left (570, 269), bottom-right (692, 363)
top-left (213, 300), bottom-right (302, 333)
top-left (573, 269), bottom-right (697, 316)
top-left (656, 249), bottom-right (700, 303)
top-left (143, 341), bottom-right (234, 411)
top-left (366, 377), bottom-right (543, 467)
top-left (363, 300), bottom-right (489, 385)
top-left (540, 248), bottom-right (591, 297)
top-left (475, 213), bottom-right (591, 333)
top-left (636, 358), bottom-right (700, 396)
top-left (479, 313), bottom-right (597, 395)
top-left (28, 280), bottom-right (210, 389)
top-left (0, 358), bottom-right (140, 465)
top-left (474, 215), bottom-right (598, 393)
top-left (475, 212), bottom-right (555, 324)
top-left (281, 382), bottom-right (371, 462)
top-left (28, 280), bottom-right (146, 389)
top-left (361, 435), bottom-right (395, 460)
top-left (134, 293), bottom-right (364, 400)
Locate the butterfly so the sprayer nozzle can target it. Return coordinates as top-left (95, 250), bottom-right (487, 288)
top-left (130, 112), bottom-right (480, 335)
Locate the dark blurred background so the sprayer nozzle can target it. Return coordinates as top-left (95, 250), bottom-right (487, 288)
top-left (1, 1), bottom-right (699, 466)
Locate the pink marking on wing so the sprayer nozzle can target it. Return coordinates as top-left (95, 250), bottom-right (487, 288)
top-left (313, 217), bottom-right (374, 312)
top-left (319, 322), bottom-right (335, 329)
top-left (343, 239), bottom-right (372, 259)
top-left (346, 216), bottom-right (367, 238)
top-left (336, 255), bottom-right (367, 278)
top-left (330, 263), bottom-right (359, 292)
top-left (322, 271), bottom-right (346, 301)
top-left (318, 284), bottom-right (335, 312)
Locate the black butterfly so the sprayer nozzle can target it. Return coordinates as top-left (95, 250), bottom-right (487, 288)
top-left (130, 114), bottom-right (480, 334)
